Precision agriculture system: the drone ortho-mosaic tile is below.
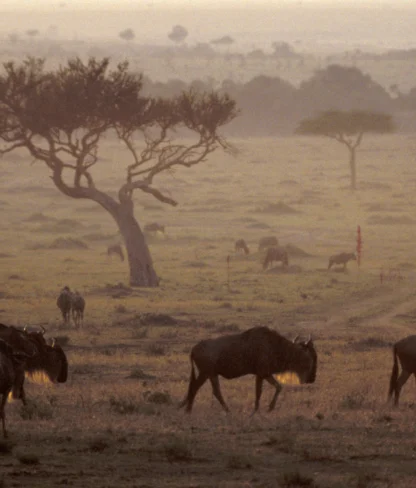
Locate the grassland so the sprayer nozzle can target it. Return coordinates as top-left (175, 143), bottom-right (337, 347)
top-left (1, 134), bottom-right (416, 487)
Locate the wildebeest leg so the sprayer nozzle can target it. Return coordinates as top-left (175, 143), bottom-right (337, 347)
top-left (394, 370), bottom-right (411, 405)
top-left (265, 375), bottom-right (282, 411)
top-left (185, 373), bottom-right (208, 413)
top-left (1, 392), bottom-right (8, 438)
top-left (209, 376), bottom-right (230, 412)
top-left (250, 376), bottom-right (264, 415)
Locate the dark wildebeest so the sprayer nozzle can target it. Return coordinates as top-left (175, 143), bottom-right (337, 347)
top-left (263, 247), bottom-right (289, 270)
top-left (0, 324), bottom-right (68, 406)
top-left (388, 335), bottom-right (416, 406)
top-left (57, 286), bottom-right (72, 325)
top-left (107, 244), bottom-right (125, 262)
top-left (144, 222), bottom-right (165, 234)
top-left (235, 239), bottom-right (250, 255)
top-left (328, 252), bottom-right (356, 271)
top-left (71, 291), bottom-right (85, 328)
top-left (179, 326), bottom-right (317, 414)
top-left (258, 236), bottom-right (278, 252)
top-left (0, 339), bottom-right (30, 437)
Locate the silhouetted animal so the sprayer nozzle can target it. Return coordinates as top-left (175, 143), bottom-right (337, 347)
top-left (328, 252), bottom-right (356, 270)
top-left (0, 339), bottom-right (30, 438)
top-left (144, 222), bottom-right (165, 234)
top-left (107, 244), bottom-right (125, 262)
top-left (0, 324), bottom-right (68, 406)
top-left (179, 326), bottom-right (317, 414)
top-left (235, 239), bottom-right (250, 255)
top-left (388, 335), bottom-right (416, 405)
top-left (258, 236), bottom-right (278, 252)
top-left (57, 286), bottom-right (72, 325)
top-left (263, 247), bottom-right (289, 269)
top-left (71, 291), bottom-right (85, 328)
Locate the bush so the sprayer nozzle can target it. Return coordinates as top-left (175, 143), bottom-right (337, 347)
top-left (164, 436), bottom-right (192, 462)
top-left (19, 400), bottom-right (54, 420)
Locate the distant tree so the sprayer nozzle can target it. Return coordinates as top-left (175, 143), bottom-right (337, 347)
top-left (210, 35), bottom-right (234, 47)
top-left (119, 28), bottom-right (135, 42)
top-left (26, 29), bottom-right (39, 38)
top-left (295, 110), bottom-right (394, 190)
top-left (168, 25), bottom-right (188, 44)
top-left (0, 57), bottom-right (238, 286)
top-left (271, 41), bottom-right (299, 58)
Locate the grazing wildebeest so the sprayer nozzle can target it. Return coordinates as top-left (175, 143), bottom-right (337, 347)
top-left (328, 252), bottom-right (356, 271)
top-left (179, 326), bottom-right (317, 414)
top-left (235, 239), bottom-right (250, 255)
top-left (258, 236), bottom-right (278, 252)
top-left (144, 222), bottom-right (165, 234)
top-left (0, 339), bottom-right (30, 437)
top-left (107, 244), bottom-right (125, 262)
top-left (388, 335), bottom-right (416, 405)
top-left (0, 324), bottom-right (68, 405)
top-left (263, 247), bottom-right (289, 270)
top-left (71, 291), bottom-right (85, 328)
top-left (57, 286), bottom-right (72, 325)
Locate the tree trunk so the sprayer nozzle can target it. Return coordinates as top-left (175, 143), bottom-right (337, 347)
top-left (349, 147), bottom-right (357, 190)
top-left (115, 206), bottom-right (159, 287)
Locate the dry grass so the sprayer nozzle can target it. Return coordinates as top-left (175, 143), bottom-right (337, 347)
top-left (1, 135), bottom-right (416, 487)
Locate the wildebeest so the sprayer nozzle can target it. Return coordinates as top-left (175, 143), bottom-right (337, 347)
top-left (388, 335), bottom-right (416, 405)
top-left (235, 239), bottom-right (250, 255)
top-left (57, 286), bottom-right (72, 325)
top-left (263, 247), bottom-right (289, 270)
top-left (0, 324), bottom-right (68, 406)
top-left (107, 244), bottom-right (125, 262)
top-left (179, 326), bottom-right (317, 413)
top-left (258, 236), bottom-right (278, 252)
top-left (0, 339), bottom-right (30, 437)
top-left (71, 291), bottom-right (85, 328)
top-left (328, 252), bottom-right (356, 270)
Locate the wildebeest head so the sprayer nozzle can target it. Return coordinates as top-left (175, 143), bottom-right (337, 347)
top-left (293, 335), bottom-right (317, 384)
top-left (25, 337), bottom-right (68, 384)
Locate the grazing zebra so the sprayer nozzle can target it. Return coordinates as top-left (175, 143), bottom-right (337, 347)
top-left (328, 252), bottom-right (356, 271)
top-left (263, 247), bottom-right (289, 270)
top-left (235, 239), bottom-right (250, 255)
top-left (258, 236), bottom-right (278, 252)
top-left (71, 291), bottom-right (85, 328)
top-left (107, 244), bottom-right (125, 262)
top-left (57, 286), bottom-right (72, 325)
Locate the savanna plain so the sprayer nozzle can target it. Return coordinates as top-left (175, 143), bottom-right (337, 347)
top-left (1, 134), bottom-right (416, 487)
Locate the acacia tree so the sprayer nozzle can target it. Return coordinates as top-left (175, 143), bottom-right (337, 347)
top-left (0, 57), bottom-right (237, 286)
top-left (295, 110), bottom-right (394, 190)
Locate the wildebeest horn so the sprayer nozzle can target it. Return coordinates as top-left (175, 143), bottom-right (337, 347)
top-left (24, 325), bottom-right (28, 332)
top-left (51, 338), bottom-right (56, 347)
top-left (293, 335), bottom-right (299, 343)
top-left (305, 334), bottom-right (312, 344)
top-left (40, 325), bottom-right (46, 335)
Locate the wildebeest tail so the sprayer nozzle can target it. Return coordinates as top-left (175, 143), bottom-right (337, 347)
top-left (178, 354), bottom-right (197, 409)
top-left (388, 345), bottom-right (399, 401)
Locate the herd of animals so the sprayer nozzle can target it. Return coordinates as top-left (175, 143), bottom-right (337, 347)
top-left (0, 233), bottom-right (415, 439)
top-left (235, 236), bottom-right (357, 271)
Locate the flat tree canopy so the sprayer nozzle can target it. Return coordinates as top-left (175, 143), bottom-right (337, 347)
top-left (0, 57), bottom-right (238, 286)
top-left (296, 110), bottom-right (394, 190)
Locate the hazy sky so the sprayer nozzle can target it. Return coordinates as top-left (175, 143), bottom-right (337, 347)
top-left (2, 0), bottom-right (415, 9)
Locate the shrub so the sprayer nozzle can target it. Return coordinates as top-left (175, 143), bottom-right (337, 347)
top-left (280, 470), bottom-right (318, 487)
top-left (19, 400), bottom-right (54, 420)
top-left (164, 436), bottom-right (193, 462)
